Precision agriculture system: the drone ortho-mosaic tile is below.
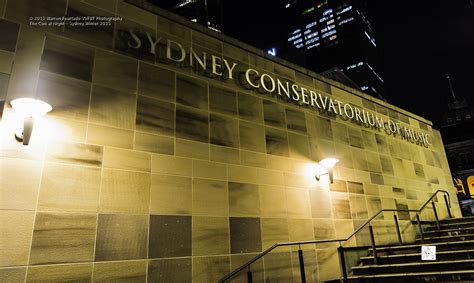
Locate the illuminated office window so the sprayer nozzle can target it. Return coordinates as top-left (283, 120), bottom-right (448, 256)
top-left (303, 7), bottom-right (314, 15)
top-left (288, 33), bottom-right (302, 42)
top-left (305, 31), bottom-right (319, 39)
top-left (323, 8), bottom-right (333, 16)
top-left (336, 5), bottom-right (352, 15)
top-left (291, 29), bottom-right (301, 34)
top-left (306, 21), bottom-right (317, 29)
top-left (322, 29), bottom-right (336, 38)
top-left (307, 42), bottom-right (321, 49)
top-left (338, 17), bottom-right (354, 25)
top-left (306, 37), bottom-right (320, 45)
top-left (319, 14), bottom-right (333, 22)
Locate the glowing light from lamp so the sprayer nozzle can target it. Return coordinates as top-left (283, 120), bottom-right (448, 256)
top-left (313, 163), bottom-right (327, 176)
top-left (10, 98), bottom-right (52, 145)
top-left (315, 158), bottom-right (339, 184)
top-left (10, 98), bottom-right (52, 117)
top-left (303, 162), bottom-right (330, 189)
top-left (319, 158), bottom-right (339, 169)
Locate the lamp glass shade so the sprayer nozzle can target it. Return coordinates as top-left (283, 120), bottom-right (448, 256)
top-left (319, 158), bottom-right (339, 169)
top-left (10, 98), bottom-right (52, 117)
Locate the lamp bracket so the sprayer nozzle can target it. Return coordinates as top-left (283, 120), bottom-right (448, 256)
top-left (15, 116), bottom-right (35, 145)
top-left (315, 172), bottom-right (329, 181)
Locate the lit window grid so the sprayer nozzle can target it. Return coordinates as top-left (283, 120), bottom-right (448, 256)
top-left (289, 3), bottom-right (360, 50)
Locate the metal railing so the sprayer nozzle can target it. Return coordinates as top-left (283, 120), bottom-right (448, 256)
top-left (219, 189), bottom-right (452, 282)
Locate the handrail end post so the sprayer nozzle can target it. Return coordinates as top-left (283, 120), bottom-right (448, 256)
top-left (432, 201), bottom-right (441, 230)
top-left (298, 249), bottom-right (306, 283)
top-left (337, 246), bottom-right (348, 282)
top-left (416, 213), bottom-right (424, 244)
top-left (368, 224), bottom-right (378, 265)
top-left (247, 269), bottom-right (253, 283)
top-left (444, 193), bottom-right (453, 218)
top-left (393, 213), bottom-right (403, 246)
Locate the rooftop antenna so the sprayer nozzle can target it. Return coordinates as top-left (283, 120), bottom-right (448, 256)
top-left (446, 74), bottom-right (458, 102)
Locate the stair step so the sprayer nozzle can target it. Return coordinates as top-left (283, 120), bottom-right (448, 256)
top-left (422, 227), bottom-right (474, 236)
top-left (343, 217), bottom-right (474, 281)
top-left (348, 269), bottom-right (474, 282)
top-left (440, 216), bottom-right (474, 224)
top-left (416, 234), bottom-right (474, 243)
top-left (360, 249), bottom-right (474, 265)
top-left (352, 259), bottom-right (474, 275)
top-left (368, 239), bottom-right (474, 256)
top-left (424, 221), bottom-right (474, 231)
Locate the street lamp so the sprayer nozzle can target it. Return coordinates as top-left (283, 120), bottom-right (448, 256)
top-left (315, 158), bottom-right (339, 184)
top-left (10, 98), bottom-right (52, 145)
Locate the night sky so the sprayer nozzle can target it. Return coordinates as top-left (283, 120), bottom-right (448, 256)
top-left (223, 0), bottom-right (474, 129)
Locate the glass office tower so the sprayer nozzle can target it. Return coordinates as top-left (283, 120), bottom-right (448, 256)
top-left (285, 0), bottom-right (386, 100)
top-left (148, 0), bottom-right (223, 32)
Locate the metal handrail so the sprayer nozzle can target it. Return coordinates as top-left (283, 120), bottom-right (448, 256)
top-left (219, 189), bottom-right (451, 282)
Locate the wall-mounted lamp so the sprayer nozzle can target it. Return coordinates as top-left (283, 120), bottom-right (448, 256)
top-left (10, 98), bottom-right (52, 145)
top-left (315, 158), bottom-right (339, 184)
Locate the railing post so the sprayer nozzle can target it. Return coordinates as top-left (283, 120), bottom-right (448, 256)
top-left (416, 213), bottom-right (424, 244)
top-left (368, 224), bottom-right (378, 265)
top-left (247, 266), bottom-right (253, 283)
top-left (298, 248), bottom-right (306, 283)
top-left (432, 201), bottom-right (440, 230)
top-left (337, 244), bottom-right (348, 283)
top-left (444, 194), bottom-right (453, 218)
top-left (393, 213), bottom-right (403, 245)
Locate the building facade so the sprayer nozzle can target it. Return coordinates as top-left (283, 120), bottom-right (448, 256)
top-left (441, 94), bottom-right (474, 198)
top-left (284, 0), bottom-right (386, 100)
top-left (0, 0), bottom-right (459, 282)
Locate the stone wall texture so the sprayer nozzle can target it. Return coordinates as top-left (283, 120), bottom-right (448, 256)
top-left (0, 0), bottom-right (460, 282)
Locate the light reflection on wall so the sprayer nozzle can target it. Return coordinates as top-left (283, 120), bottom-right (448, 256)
top-left (303, 162), bottom-right (331, 190)
top-left (0, 107), bottom-right (61, 158)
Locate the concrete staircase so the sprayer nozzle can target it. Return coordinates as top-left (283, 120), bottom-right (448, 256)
top-left (346, 216), bottom-right (474, 282)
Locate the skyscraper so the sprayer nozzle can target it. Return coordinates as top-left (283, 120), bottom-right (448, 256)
top-left (148, 0), bottom-right (223, 32)
top-left (284, 0), bottom-right (386, 100)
